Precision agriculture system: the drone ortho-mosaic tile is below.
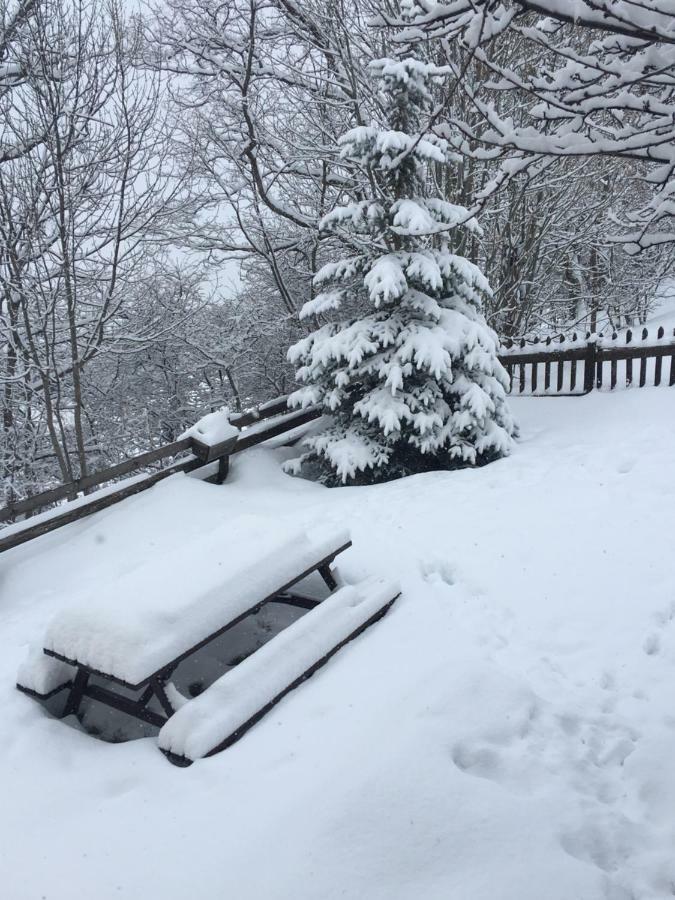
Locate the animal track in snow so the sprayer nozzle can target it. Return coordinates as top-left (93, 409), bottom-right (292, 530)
top-left (643, 633), bottom-right (661, 656)
top-left (652, 600), bottom-right (675, 628)
top-left (450, 696), bottom-right (542, 793)
top-left (451, 743), bottom-right (504, 782)
top-left (616, 457), bottom-right (636, 475)
top-left (559, 816), bottom-right (643, 875)
top-left (449, 597), bottom-right (675, 896)
top-left (451, 694), bottom-right (637, 811)
top-left (419, 559), bottom-right (456, 587)
top-left (643, 600), bottom-right (675, 657)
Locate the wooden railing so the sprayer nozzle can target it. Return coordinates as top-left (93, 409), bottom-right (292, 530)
top-left (501, 326), bottom-right (675, 396)
top-left (0, 401), bottom-right (319, 553)
top-left (2, 325), bottom-right (673, 553)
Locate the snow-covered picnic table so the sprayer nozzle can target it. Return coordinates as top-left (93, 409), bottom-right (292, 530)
top-left (17, 514), bottom-right (399, 764)
top-left (43, 517), bottom-right (350, 686)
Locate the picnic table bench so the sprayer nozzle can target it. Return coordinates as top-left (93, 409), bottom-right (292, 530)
top-left (17, 518), bottom-right (399, 765)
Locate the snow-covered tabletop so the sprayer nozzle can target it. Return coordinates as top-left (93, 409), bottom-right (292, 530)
top-left (41, 516), bottom-right (350, 686)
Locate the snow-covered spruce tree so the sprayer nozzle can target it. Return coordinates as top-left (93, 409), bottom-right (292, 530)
top-left (285, 57), bottom-right (516, 486)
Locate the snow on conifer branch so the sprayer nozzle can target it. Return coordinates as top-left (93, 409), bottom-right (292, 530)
top-left (285, 54), bottom-right (516, 485)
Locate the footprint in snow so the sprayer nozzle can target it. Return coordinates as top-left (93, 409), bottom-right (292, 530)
top-left (452, 696), bottom-right (637, 811)
top-left (559, 816), bottom-right (643, 876)
top-left (652, 599), bottom-right (675, 628)
top-left (643, 633), bottom-right (661, 656)
top-left (420, 559), bottom-right (456, 587)
top-left (642, 601), bottom-right (675, 656)
top-left (450, 697), bottom-right (542, 793)
top-left (451, 742), bottom-right (504, 782)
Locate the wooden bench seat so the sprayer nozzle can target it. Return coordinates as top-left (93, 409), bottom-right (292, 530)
top-left (159, 577), bottom-right (400, 766)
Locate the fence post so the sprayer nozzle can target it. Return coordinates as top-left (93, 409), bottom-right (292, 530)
top-left (583, 340), bottom-right (597, 394)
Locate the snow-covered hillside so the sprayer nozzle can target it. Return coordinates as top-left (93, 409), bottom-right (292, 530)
top-left (648, 277), bottom-right (675, 334)
top-left (2, 388), bottom-right (675, 900)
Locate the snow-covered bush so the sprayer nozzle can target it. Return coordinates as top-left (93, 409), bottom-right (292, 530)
top-left (286, 56), bottom-right (516, 485)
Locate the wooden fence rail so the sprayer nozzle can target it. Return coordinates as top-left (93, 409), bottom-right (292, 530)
top-left (0, 402), bottom-right (319, 553)
top-left (1, 324), bottom-right (673, 552)
top-left (0, 437), bottom-right (194, 526)
top-left (501, 326), bottom-right (675, 396)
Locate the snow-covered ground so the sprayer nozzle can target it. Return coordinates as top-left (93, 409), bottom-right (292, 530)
top-left (2, 387), bottom-right (675, 900)
top-left (647, 277), bottom-right (675, 335)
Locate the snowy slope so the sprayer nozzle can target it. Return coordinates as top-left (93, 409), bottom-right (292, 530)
top-left (611, 277), bottom-right (675, 340)
top-left (648, 277), bottom-right (675, 334)
top-left (1, 388), bottom-right (675, 900)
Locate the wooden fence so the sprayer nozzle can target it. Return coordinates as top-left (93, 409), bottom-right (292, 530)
top-left (0, 400), bottom-right (320, 553)
top-left (1, 325), bottom-right (673, 553)
top-left (501, 326), bottom-right (675, 396)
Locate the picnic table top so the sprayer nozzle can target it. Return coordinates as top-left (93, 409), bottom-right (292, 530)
top-left (42, 516), bottom-right (351, 688)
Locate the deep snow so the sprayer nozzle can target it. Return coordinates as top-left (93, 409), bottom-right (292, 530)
top-left (1, 388), bottom-right (675, 900)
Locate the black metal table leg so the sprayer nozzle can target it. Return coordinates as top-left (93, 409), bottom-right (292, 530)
top-left (318, 563), bottom-right (338, 591)
top-left (216, 456), bottom-right (230, 485)
top-left (62, 667), bottom-right (89, 718)
top-left (150, 677), bottom-right (177, 719)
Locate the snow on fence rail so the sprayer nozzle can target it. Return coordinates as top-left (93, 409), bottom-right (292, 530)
top-left (1, 326), bottom-right (673, 552)
top-left (0, 401), bottom-right (320, 553)
top-left (501, 326), bottom-right (675, 396)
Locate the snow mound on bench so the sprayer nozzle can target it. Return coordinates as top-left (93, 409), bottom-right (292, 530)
top-left (158, 577), bottom-right (399, 761)
top-left (42, 517), bottom-right (350, 686)
top-left (17, 645), bottom-right (74, 696)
